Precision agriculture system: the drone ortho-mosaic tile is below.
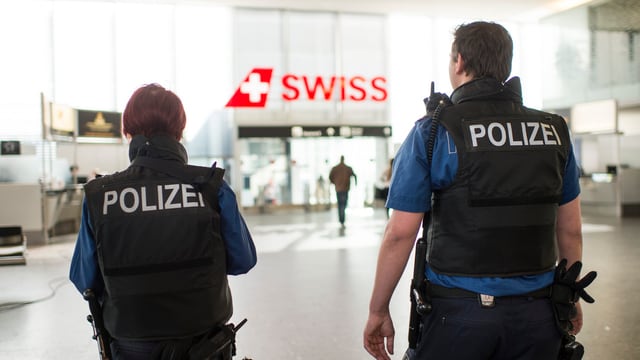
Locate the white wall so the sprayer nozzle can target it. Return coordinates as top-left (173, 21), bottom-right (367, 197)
top-left (56, 142), bottom-right (129, 178)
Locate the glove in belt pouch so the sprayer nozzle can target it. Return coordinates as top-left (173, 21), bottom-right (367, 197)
top-left (551, 259), bottom-right (597, 334)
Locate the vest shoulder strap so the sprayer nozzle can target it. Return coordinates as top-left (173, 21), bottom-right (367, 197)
top-left (130, 157), bottom-right (225, 211)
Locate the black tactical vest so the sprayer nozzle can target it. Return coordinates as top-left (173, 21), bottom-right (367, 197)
top-left (426, 86), bottom-right (571, 277)
top-left (84, 157), bottom-right (232, 340)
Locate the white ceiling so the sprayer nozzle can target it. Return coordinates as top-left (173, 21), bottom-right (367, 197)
top-left (171, 0), bottom-right (599, 21)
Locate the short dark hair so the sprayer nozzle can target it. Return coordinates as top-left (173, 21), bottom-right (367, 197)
top-left (452, 21), bottom-right (513, 82)
top-left (122, 83), bottom-right (186, 140)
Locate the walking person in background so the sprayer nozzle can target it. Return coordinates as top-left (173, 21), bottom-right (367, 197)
top-left (316, 175), bottom-right (330, 210)
top-left (329, 155), bottom-right (357, 228)
top-left (69, 83), bottom-right (257, 359)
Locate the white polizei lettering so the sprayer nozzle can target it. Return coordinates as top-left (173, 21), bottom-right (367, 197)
top-left (541, 123), bottom-right (558, 145)
top-left (141, 186), bottom-right (157, 211)
top-left (157, 185), bottom-right (164, 210)
top-left (468, 121), bottom-right (564, 148)
top-left (103, 191), bottom-right (118, 215)
top-left (487, 123), bottom-right (507, 146)
top-left (527, 122), bottom-right (543, 145)
top-left (120, 188), bottom-right (139, 213)
top-left (506, 123), bottom-right (523, 146)
top-left (551, 124), bottom-right (562, 145)
top-left (101, 184), bottom-right (209, 214)
top-left (469, 124), bottom-right (486, 147)
top-left (182, 184), bottom-right (199, 208)
top-left (521, 122), bottom-right (529, 145)
top-left (164, 184), bottom-right (181, 209)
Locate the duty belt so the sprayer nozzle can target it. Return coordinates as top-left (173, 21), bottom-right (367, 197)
top-left (429, 283), bottom-right (552, 308)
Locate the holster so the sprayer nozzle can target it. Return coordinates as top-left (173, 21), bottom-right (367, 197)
top-left (558, 334), bottom-right (585, 360)
top-left (83, 289), bottom-right (112, 360)
top-left (153, 321), bottom-right (243, 360)
top-left (188, 324), bottom-right (237, 360)
top-left (550, 260), bottom-right (596, 360)
top-left (551, 282), bottom-right (578, 335)
top-left (407, 236), bottom-right (431, 351)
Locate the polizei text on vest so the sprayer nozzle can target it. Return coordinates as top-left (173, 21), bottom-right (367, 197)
top-left (467, 120), bottom-right (562, 148)
top-left (102, 184), bottom-right (206, 215)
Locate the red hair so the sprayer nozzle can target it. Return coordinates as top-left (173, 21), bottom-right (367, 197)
top-left (122, 84), bottom-right (186, 140)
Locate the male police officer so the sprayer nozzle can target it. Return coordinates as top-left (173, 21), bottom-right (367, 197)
top-left (70, 84), bottom-right (257, 359)
top-left (364, 22), bottom-right (589, 360)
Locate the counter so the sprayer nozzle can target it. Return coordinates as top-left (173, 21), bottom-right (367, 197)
top-left (579, 168), bottom-right (640, 217)
top-left (0, 183), bottom-right (44, 244)
top-left (0, 183), bottom-right (83, 245)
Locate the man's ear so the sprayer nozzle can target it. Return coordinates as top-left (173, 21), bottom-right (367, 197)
top-left (453, 53), bottom-right (466, 75)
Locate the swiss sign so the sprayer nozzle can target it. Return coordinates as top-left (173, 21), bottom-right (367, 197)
top-left (226, 68), bottom-right (387, 108)
top-left (225, 68), bottom-right (274, 107)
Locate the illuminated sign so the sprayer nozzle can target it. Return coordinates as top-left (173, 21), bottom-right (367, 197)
top-left (226, 68), bottom-right (387, 108)
top-left (51, 103), bottom-right (76, 137)
top-left (1, 141), bottom-right (20, 155)
top-left (238, 125), bottom-right (391, 138)
top-left (78, 110), bottom-right (122, 141)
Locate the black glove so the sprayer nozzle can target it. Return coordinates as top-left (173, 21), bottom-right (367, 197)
top-left (423, 81), bottom-right (451, 116)
top-left (551, 259), bottom-right (597, 334)
top-left (554, 259), bottom-right (597, 303)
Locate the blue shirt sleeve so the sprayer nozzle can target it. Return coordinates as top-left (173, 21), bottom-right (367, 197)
top-left (386, 118), bottom-right (432, 213)
top-left (560, 144), bottom-right (581, 205)
top-left (69, 199), bottom-right (103, 294)
top-left (387, 117), bottom-right (458, 213)
top-left (218, 181), bottom-right (257, 275)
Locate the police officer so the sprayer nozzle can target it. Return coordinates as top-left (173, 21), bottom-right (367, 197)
top-left (69, 84), bottom-right (257, 359)
top-left (363, 22), bottom-right (587, 359)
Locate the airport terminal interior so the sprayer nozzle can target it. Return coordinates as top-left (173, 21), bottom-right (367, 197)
top-left (1, 0), bottom-right (640, 359)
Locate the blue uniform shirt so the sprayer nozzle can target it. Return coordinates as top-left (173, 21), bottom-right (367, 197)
top-left (69, 180), bottom-right (257, 294)
top-left (387, 116), bottom-right (581, 296)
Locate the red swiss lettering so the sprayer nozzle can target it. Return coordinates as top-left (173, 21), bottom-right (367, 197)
top-left (370, 77), bottom-right (387, 101)
top-left (279, 73), bottom-right (388, 102)
top-left (282, 74), bottom-right (300, 100)
top-left (304, 76), bottom-right (336, 100)
top-left (349, 76), bottom-right (366, 101)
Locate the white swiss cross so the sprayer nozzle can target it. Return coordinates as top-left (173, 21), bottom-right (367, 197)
top-left (240, 73), bottom-right (270, 103)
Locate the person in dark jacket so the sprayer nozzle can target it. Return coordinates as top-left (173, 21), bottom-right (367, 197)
top-left (69, 83), bottom-right (257, 359)
top-left (329, 155), bottom-right (357, 228)
top-left (364, 22), bottom-right (590, 360)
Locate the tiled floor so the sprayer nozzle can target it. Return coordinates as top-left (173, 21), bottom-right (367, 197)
top-left (0, 206), bottom-right (638, 359)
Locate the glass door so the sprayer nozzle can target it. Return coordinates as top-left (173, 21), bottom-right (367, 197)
top-left (239, 136), bottom-right (388, 209)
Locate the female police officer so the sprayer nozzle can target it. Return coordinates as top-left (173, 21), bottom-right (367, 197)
top-left (69, 83), bottom-right (257, 359)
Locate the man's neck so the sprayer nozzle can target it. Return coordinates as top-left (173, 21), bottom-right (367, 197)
top-left (452, 74), bottom-right (475, 91)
